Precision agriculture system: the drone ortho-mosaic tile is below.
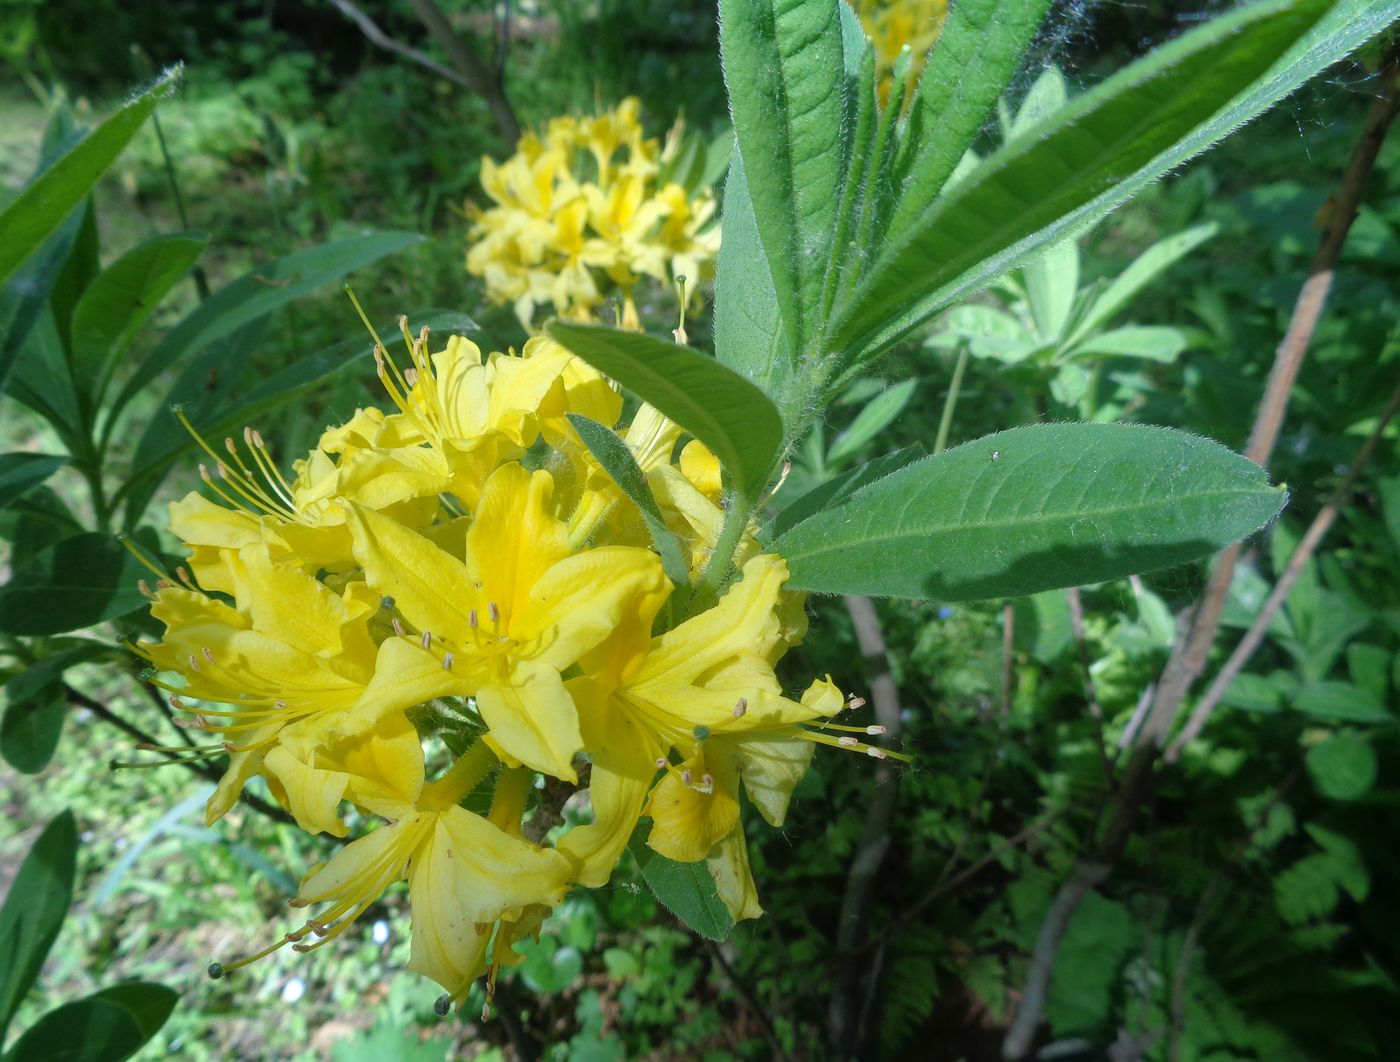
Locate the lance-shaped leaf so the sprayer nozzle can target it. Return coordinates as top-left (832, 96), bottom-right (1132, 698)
top-left (0, 532), bottom-right (151, 636)
top-left (831, 0), bottom-right (1358, 363)
top-left (102, 229), bottom-right (426, 439)
top-left (70, 231), bottom-right (208, 408)
top-left (546, 322), bottom-right (784, 500)
top-left (0, 453), bottom-right (67, 510)
top-left (765, 443), bottom-right (924, 542)
top-left (628, 826), bottom-right (733, 942)
top-left (0, 69), bottom-right (179, 289)
top-left (0, 811), bottom-right (76, 1041)
top-left (720, 0), bottom-right (845, 356)
top-left (772, 423), bottom-right (1287, 601)
top-left (567, 413), bottom-right (690, 586)
top-left (889, 0), bottom-right (1053, 239)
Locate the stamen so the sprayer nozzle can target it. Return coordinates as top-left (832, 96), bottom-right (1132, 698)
top-left (838, 736), bottom-right (858, 747)
top-left (655, 757), bottom-right (668, 769)
top-left (866, 748), bottom-right (887, 759)
top-left (469, 609), bottom-right (479, 628)
top-left (392, 618), bottom-right (405, 637)
top-left (202, 647), bottom-right (215, 664)
top-left (421, 630), bottom-right (432, 649)
top-left (442, 652), bottom-right (454, 671)
top-left (732, 697), bottom-right (747, 719)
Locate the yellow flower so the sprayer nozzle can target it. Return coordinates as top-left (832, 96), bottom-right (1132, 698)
top-left (856, 0), bottom-right (948, 106)
top-left (559, 555), bottom-right (868, 917)
top-left (221, 740), bottom-right (571, 1008)
top-left (343, 461), bottom-right (668, 781)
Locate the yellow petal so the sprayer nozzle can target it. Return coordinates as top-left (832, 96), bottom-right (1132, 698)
top-left (478, 659), bottom-right (583, 781)
top-left (644, 755), bottom-right (740, 863)
top-left (262, 744), bottom-right (351, 838)
top-left (707, 823), bottom-right (763, 922)
top-left (328, 636), bottom-right (468, 743)
top-left (679, 439), bottom-right (723, 502)
top-left (517, 546), bottom-right (668, 673)
top-left (466, 463), bottom-right (569, 629)
top-left (730, 731), bottom-right (814, 828)
top-left (558, 677), bottom-right (662, 886)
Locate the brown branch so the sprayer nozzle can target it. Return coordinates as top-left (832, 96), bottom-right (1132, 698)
top-left (828, 594), bottom-right (905, 1059)
top-left (1001, 60), bottom-right (1400, 1059)
top-left (327, 0), bottom-right (478, 93)
top-left (1166, 371), bottom-right (1400, 761)
top-left (706, 939), bottom-right (792, 1062)
top-left (405, 0), bottom-right (521, 144)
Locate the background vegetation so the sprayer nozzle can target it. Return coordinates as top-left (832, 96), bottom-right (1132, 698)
top-left (2, 1), bottom-right (1398, 1059)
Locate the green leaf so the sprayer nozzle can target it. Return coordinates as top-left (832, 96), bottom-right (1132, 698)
top-left (890, 0), bottom-right (1054, 239)
top-left (1293, 681), bottom-right (1391, 724)
top-left (0, 532), bottom-right (151, 636)
top-left (1219, 671), bottom-right (1293, 713)
top-left (117, 310), bottom-right (475, 524)
top-left (833, 0), bottom-right (1342, 362)
top-left (567, 414), bottom-right (690, 586)
top-left (628, 829), bottom-right (733, 941)
top-left (70, 232), bottom-right (209, 407)
top-left (1068, 222), bottom-right (1217, 343)
top-left (1306, 735), bottom-right (1378, 801)
top-left (0, 453), bottom-right (67, 510)
top-left (1068, 325), bottom-right (1188, 363)
top-left (89, 982), bottom-right (178, 1045)
top-left (0, 811), bottom-right (77, 1040)
top-left (1022, 240), bottom-right (1080, 342)
top-left (0, 70), bottom-right (180, 290)
top-left (720, 0), bottom-right (845, 356)
top-left (2, 641), bottom-right (112, 773)
top-left (772, 423), bottom-right (1286, 601)
top-left (1377, 474), bottom-right (1400, 549)
top-left (766, 444), bottom-right (924, 541)
top-left (545, 322), bottom-right (784, 500)
top-left (713, 152), bottom-right (791, 403)
top-left (826, 379), bottom-right (918, 465)
top-left (2, 997), bottom-right (145, 1062)
top-left (103, 230), bottom-right (427, 435)
top-left (49, 198), bottom-right (102, 355)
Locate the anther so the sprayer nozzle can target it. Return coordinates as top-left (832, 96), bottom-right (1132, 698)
top-left (252, 429), bottom-right (265, 449)
top-left (199, 464), bottom-right (213, 482)
top-left (188, 654), bottom-right (201, 672)
top-left (435, 995), bottom-right (452, 1017)
top-left (177, 566), bottom-right (192, 585)
top-left (442, 652), bottom-right (454, 671)
top-left (469, 609), bottom-right (479, 628)
top-left (845, 695), bottom-right (867, 711)
top-left (404, 367), bottom-right (418, 386)
top-left (681, 769), bottom-right (693, 785)
top-left (243, 426), bottom-right (256, 447)
top-left (421, 630), bottom-right (432, 649)
top-left (733, 697), bottom-right (748, 719)
top-left (225, 437), bottom-right (238, 455)
top-left (138, 579), bottom-right (153, 598)
top-left (202, 646), bottom-right (215, 664)
top-left (170, 695), bottom-right (185, 709)
top-left (866, 725), bottom-right (887, 735)
top-left (701, 772), bottom-right (714, 789)
top-left (392, 618), bottom-right (405, 637)
top-left (866, 747), bottom-right (887, 760)
top-left (838, 736), bottom-right (859, 747)
top-left (488, 602), bottom-right (500, 624)
top-left (655, 757), bottom-right (668, 769)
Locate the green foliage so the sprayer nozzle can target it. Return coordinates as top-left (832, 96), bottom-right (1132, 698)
top-left (773, 423), bottom-right (1286, 599)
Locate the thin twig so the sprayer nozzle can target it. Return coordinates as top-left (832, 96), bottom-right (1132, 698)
top-left (405, 0), bottom-right (522, 143)
top-left (706, 939), bottom-right (792, 1062)
top-left (828, 594), bottom-right (905, 1059)
top-left (1166, 371), bottom-right (1400, 761)
top-left (1001, 59), bottom-right (1400, 1060)
top-left (327, 0), bottom-right (474, 92)
top-left (1068, 586), bottom-right (1111, 787)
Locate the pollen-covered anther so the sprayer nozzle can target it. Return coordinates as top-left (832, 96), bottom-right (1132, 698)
top-left (680, 769), bottom-right (693, 785)
top-left (838, 736), bottom-right (859, 748)
top-left (732, 697), bottom-right (748, 719)
top-left (655, 757), bottom-right (668, 769)
top-left (488, 602), bottom-right (501, 624)
top-left (199, 464), bottom-right (213, 483)
top-left (138, 579), bottom-right (154, 599)
top-left (845, 695), bottom-right (867, 711)
top-left (866, 725), bottom-right (887, 735)
top-left (866, 747), bottom-right (887, 760)
top-left (202, 646), bottom-right (215, 664)
top-left (224, 436), bottom-right (238, 456)
top-left (468, 609), bottom-right (479, 628)
top-left (188, 654), bottom-right (201, 672)
top-left (421, 630), bottom-right (433, 649)
top-left (442, 652), bottom-right (454, 671)
top-left (700, 772), bottom-right (714, 790)
top-left (391, 618), bottom-right (405, 637)
top-left (404, 367), bottom-right (418, 387)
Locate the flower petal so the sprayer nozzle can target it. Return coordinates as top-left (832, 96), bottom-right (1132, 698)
top-left (478, 660), bottom-right (583, 781)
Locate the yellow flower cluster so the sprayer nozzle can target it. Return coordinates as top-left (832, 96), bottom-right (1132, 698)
top-left (134, 321), bottom-right (892, 1009)
top-left (465, 98), bottom-right (720, 330)
top-left (856, 0), bottom-right (948, 106)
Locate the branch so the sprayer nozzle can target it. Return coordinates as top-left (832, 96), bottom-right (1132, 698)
top-left (1166, 371), bottom-right (1400, 761)
top-left (828, 594), bottom-right (905, 1059)
top-left (706, 939), bottom-right (792, 1062)
top-left (405, 0), bottom-right (521, 144)
top-left (1001, 59), bottom-right (1400, 1059)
